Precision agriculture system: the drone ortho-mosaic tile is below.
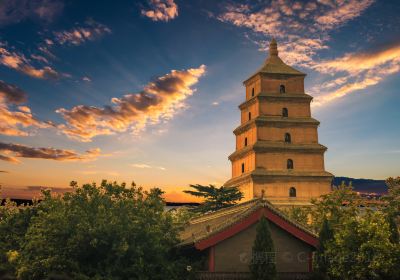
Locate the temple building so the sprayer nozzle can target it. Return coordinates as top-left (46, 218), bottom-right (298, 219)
top-left (224, 39), bottom-right (333, 205)
top-left (180, 197), bottom-right (318, 278)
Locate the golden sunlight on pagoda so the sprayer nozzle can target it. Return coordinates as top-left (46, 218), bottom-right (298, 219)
top-left (224, 39), bottom-right (333, 206)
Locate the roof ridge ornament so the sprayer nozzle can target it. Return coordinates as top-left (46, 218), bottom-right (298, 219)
top-left (261, 189), bottom-right (267, 201)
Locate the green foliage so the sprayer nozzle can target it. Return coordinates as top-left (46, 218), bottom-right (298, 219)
top-left (169, 207), bottom-right (195, 225)
top-left (383, 177), bottom-right (400, 245)
top-left (0, 198), bottom-right (37, 277)
top-left (183, 184), bottom-right (243, 213)
top-left (250, 216), bottom-right (276, 280)
top-left (281, 206), bottom-right (311, 228)
top-left (0, 181), bottom-right (187, 280)
top-left (313, 218), bottom-right (334, 280)
top-left (387, 214), bottom-right (399, 244)
top-left (325, 210), bottom-right (400, 280)
top-left (383, 177), bottom-right (400, 231)
top-left (308, 180), bottom-right (400, 280)
top-left (310, 181), bottom-right (360, 232)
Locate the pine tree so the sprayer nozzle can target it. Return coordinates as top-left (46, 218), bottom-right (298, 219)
top-left (250, 216), bottom-right (276, 280)
top-left (183, 184), bottom-right (243, 213)
top-left (313, 218), bottom-right (334, 279)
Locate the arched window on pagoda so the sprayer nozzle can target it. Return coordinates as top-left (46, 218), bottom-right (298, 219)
top-left (241, 163), bottom-right (245, 173)
top-left (282, 108), bottom-right (288, 118)
top-left (280, 85), bottom-right (286, 93)
top-left (287, 159), bottom-right (294, 169)
top-left (251, 88), bottom-right (255, 97)
top-left (248, 112), bottom-right (252, 120)
top-left (285, 133), bottom-right (291, 143)
top-left (289, 187), bottom-right (296, 197)
top-left (244, 137), bottom-right (248, 147)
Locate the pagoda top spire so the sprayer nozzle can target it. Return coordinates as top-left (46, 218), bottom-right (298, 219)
top-left (269, 38), bottom-right (278, 57)
top-left (243, 38), bottom-right (305, 83)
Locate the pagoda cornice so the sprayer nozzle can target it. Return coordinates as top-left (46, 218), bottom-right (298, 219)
top-left (229, 141), bottom-right (327, 161)
top-left (233, 116), bottom-right (320, 135)
top-left (224, 169), bottom-right (333, 187)
top-left (238, 93), bottom-right (313, 110)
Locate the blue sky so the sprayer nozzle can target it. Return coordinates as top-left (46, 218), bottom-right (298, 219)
top-left (0, 0), bottom-right (399, 200)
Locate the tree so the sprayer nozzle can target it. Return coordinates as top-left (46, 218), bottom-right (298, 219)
top-left (0, 198), bottom-right (37, 278)
top-left (383, 177), bottom-right (400, 217)
top-left (183, 184), bottom-right (243, 213)
top-left (281, 206), bottom-right (311, 228)
top-left (14, 180), bottom-right (186, 280)
top-left (383, 177), bottom-right (400, 279)
top-left (303, 180), bottom-right (400, 280)
top-left (383, 177), bottom-right (400, 244)
top-left (325, 210), bottom-right (400, 280)
top-left (250, 216), bottom-right (276, 280)
top-left (310, 181), bottom-right (360, 232)
top-left (313, 218), bottom-right (334, 280)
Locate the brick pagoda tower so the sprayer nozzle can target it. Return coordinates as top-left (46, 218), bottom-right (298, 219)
top-left (224, 39), bottom-right (333, 205)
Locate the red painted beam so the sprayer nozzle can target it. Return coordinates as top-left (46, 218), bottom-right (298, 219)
top-left (265, 209), bottom-right (319, 247)
top-left (196, 208), bottom-right (263, 250)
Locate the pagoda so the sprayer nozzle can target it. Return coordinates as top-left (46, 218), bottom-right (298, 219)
top-left (224, 39), bottom-right (333, 206)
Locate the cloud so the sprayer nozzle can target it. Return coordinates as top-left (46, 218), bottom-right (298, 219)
top-left (0, 80), bottom-right (27, 104)
top-left (315, 0), bottom-right (374, 30)
top-left (82, 76), bottom-right (91, 82)
top-left (313, 44), bottom-right (400, 74)
top-left (0, 142), bottom-right (101, 164)
top-left (52, 20), bottom-right (111, 46)
top-left (56, 65), bottom-right (206, 142)
top-left (131, 163), bottom-right (166, 170)
top-left (310, 43), bottom-right (400, 106)
top-left (141, 0), bottom-right (178, 22)
top-left (131, 163), bottom-right (152, 169)
top-left (31, 54), bottom-right (49, 64)
top-left (215, 0), bottom-right (400, 106)
top-left (217, 0), bottom-right (374, 67)
top-left (0, 154), bottom-right (19, 164)
top-left (0, 80), bottom-right (52, 136)
top-left (0, 0), bottom-right (64, 26)
top-left (0, 46), bottom-right (61, 79)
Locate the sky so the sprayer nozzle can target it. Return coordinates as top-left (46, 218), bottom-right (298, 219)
top-left (0, 0), bottom-right (399, 201)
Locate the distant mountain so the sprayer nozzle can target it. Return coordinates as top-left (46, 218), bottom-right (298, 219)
top-left (332, 177), bottom-right (388, 194)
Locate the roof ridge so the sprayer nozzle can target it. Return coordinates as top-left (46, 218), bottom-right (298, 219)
top-left (191, 200), bottom-right (263, 242)
top-left (189, 198), bottom-right (261, 224)
top-left (182, 199), bottom-right (317, 246)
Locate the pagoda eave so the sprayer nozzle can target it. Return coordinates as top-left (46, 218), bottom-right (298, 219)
top-left (238, 93), bottom-right (313, 110)
top-left (224, 170), bottom-right (333, 187)
top-left (243, 69), bottom-right (306, 85)
top-left (228, 142), bottom-right (327, 161)
top-left (233, 117), bottom-right (320, 135)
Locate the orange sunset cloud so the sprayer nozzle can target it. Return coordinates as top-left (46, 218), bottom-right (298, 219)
top-left (56, 65), bottom-right (207, 142)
